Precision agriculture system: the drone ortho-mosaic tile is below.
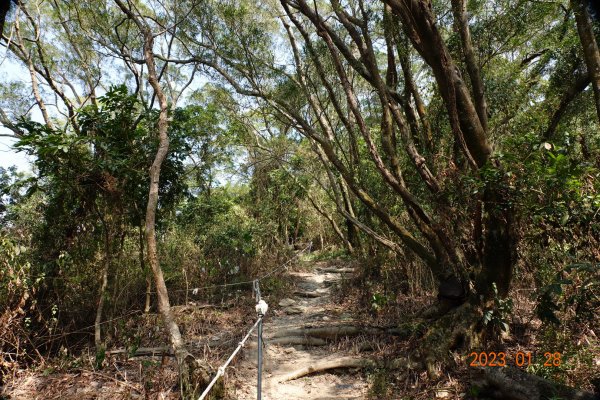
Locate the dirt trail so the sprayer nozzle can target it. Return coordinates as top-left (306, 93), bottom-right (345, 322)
top-left (231, 261), bottom-right (369, 400)
top-left (0, 260), bottom-right (371, 400)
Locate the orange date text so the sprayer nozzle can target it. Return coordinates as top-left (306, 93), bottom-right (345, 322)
top-left (468, 351), bottom-right (561, 367)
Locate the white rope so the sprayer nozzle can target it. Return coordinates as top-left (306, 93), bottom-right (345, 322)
top-left (197, 315), bottom-right (263, 400)
top-left (178, 241), bottom-right (313, 295)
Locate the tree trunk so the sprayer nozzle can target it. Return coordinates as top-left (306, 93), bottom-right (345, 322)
top-left (477, 180), bottom-right (515, 298)
top-left (139, 224), bottom-right (151, 313)
top-left (113, 1), bottom-right (211, 397)
top-left (340, 180), bottom-right (360, 251)
top-left (142, 50), bottom-right (208, 400)
top-left (384, 0), bottom-right (516, 302)
top-left (94, 254), bottom-right (109, 350)
top-left (451, 0), bottom-right (488, 132)
top-left (572, 0), bottom-right (600, 123)
top-left (95, 218), bottom-right (112, 356)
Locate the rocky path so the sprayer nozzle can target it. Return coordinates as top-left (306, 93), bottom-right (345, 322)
top-left (231, 261), bottom-right (370, 400)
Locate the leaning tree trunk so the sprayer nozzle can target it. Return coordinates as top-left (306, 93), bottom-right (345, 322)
top-left (113, 1), bottom-right (212, 397)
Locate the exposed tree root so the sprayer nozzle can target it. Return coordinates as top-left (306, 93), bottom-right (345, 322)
top-left (419, 303), bottom-right (482, 378)
top-left (317, 267), bottom-right (355, 273)
top-left (277, 357), bottom-right (374, 382)
top-left (268, 336), bottom-right (327, 346)
top-left (271, 324), bottom-right (397, 340)
top-left (270, 304), bottom-right (595, 399)
top-left (472, 367), bottom-right (599, 400)
top-left (276, 355), bottom-right (419, 382)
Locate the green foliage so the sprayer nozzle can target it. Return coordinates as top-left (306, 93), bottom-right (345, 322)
top-left (15, 85), bottom-right (189, 225)
top-left (482, 283), bottom-right (513, 332)
top-left (0, 234), bottom-right (39, 373)
top-left (370, 292), bottom-right (389, 313)
top-left (94, 346), bottom-right (106, 370)
top-left (4, 85), bottom-right (193, 338)
top-left (536, 262), bottom-right (600, 326)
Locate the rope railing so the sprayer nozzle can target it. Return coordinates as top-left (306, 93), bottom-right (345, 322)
top-left (197, 315), bottom-right (263, 400)
top-left (10, 241), bottom-right (310, 400)
top-left (166, 242), bottom-right (313, 295)
top-left (196, 243), bottom-right (310, 400)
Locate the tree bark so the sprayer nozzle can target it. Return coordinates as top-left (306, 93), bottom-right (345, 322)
top-left (474, 367), bottom-right (599, 400)
top-left (0, 1), bottom-right (13, 38)
top-left (544, 71), bottom-right (590, 139)
top-left (395, 33), bottom-right (434, 152)
top-left (451, 0), bottom-right (488, 131)
top-left (138, 224), bottom-right (151, 313)
top-left (94, 216), bottom-right (112, 356)
top-left (385, 0), bottom-right (491, 167)
top-left (572, 0), bottom-right (600, 123)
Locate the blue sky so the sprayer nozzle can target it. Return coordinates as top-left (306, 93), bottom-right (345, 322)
top-left (0, 49), bottom-right (34, 172)
top-left (0, 135), bottom-right (31, 171)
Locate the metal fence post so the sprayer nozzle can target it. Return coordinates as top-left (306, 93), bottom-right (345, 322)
top-left (257, 314), bottom-right (263, 400)
top-left (255, 297), bottom-right (268, 400)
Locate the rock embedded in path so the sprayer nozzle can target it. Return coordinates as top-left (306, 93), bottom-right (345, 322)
top-left (278, 298), bottom-right (296, 307)
top-left (231, 260), bottom-right (371, 399)
top-left (284, 306), bottom-right (304, 315)
top-left (294, 290), bottom-right (321, 298)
